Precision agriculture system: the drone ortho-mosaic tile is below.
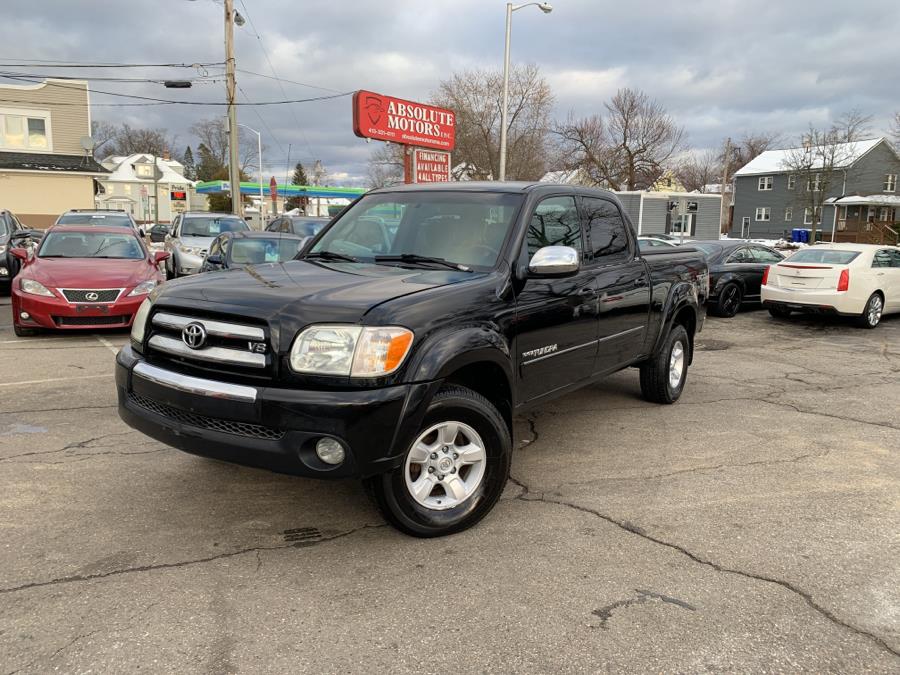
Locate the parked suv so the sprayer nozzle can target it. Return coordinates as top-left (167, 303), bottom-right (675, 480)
top-left (56, 209), bottom-right (144, 237)
top-left (117, 183), bottom-right (708, 536)
top-left (164, 212), bottom-right (249, 277)
top-left (1, 209), bottom-right (43, 294)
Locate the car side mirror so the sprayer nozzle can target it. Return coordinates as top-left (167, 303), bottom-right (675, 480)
top-left (10, 229), bottom-right (41, 241)
top-left (206, 254), bottom-right (224, 266)
top-left (153, 251), bottom-right (170, 264)
top-left (9, 247), bottom-right (28, 261)
top-left (528, 246), bottom-right (580, 278)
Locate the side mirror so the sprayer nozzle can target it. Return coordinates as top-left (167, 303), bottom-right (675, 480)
top-left (528, 246), bottom-right (580, 278)
top-left (205, 254), bottom-right (224, 266)
top-left (153, 251), bottom-right (170, 264)
top-left (10, 229), bottom-right (41, 241)
top-left (9, 247), bottom-right (28, 261)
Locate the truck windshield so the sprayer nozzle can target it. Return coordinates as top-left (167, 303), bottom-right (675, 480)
top-left (308, 192), bottom-right (524, 269)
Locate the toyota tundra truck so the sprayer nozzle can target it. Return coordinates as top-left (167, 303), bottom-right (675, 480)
top-left (116, 182), bottom-right (708, 537)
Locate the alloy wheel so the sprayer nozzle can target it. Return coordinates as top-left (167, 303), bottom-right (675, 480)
top-left (868, 295), bottom-right (883, 327)
top-left (669, 340), bottom-right (685, 390)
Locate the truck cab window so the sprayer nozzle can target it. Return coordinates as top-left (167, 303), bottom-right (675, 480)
top-left (526, 196), bottom-right (582, 259)
top-left (583, 197), bottom-right (629, 262)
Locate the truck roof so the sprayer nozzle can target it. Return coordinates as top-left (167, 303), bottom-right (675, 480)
top-left (368, 181), bottom-right (619, 199)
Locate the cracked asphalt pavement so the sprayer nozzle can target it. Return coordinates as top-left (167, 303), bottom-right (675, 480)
top-left (1, 294), bottom-right (898, 673)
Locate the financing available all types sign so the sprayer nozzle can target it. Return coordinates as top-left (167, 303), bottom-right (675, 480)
top-left (353, 90), bottom-right (456, 151)
top-left (413, 149), bottom-right (451, 183)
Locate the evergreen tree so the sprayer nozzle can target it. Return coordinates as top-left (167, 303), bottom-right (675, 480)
top-left (285, 162), bottom-right (311, 212)
top-left (196, 143), bottom-right (225, 182)
top-left (181, 146), bottom-right (197, 181)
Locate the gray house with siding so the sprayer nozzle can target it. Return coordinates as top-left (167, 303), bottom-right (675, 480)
top-left (615, 191), bottom-right (722, 241)
top-left (731, 137), bottom-right (900, 244)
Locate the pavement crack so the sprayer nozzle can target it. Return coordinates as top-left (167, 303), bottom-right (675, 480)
top-left (592, 589), bottom-right (696, 630)
top-left (0, 432), bottom-right (149, 463)
top-left (0, 523), bottom-right (386, 596)
top-left (0, 405), bottom-right (117, 416)
top-left (510, 478), bottom-right (899, 659)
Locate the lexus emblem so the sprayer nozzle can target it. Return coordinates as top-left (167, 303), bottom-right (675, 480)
top-left (85, 292), bottom-right (100, 301)
top-left (181, 322), bottom-right (207, 350)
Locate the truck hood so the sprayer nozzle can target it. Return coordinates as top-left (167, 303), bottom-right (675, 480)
top-left (157, 259), bottom-right (479, 323)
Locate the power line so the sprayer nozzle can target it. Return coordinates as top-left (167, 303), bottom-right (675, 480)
top-left (236, 68), bottom-right (343, 94)
top-left (0, 60), bottom-right (224, 69)
top-left (0, 70), bottom-right (223, 84)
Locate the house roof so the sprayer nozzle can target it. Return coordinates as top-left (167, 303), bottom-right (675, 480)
top-left (734, 138), bottom-right (884, 177)
top-left (0, 151), bottom-right (108, 174)
top-left (826, 194), bottom-right (900, 206)
top-left (100, 153), bottom-right (190, 185)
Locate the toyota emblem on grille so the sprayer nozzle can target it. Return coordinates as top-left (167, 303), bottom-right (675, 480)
top-left (85, 292), bottom-right (100, 301)
top-left (181, 322), bottom-right (207, 349)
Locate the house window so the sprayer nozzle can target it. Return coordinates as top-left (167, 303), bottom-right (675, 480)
top-left (867, 206), bottom-right (876, 221)
top-left (804, 207), bottom-right (822, 225)
top-left (879, 207), bottom-right (892, 222)
top-left (784, 207), bottom-right (793, 221)
top-left (885, 174), bottom-right (897, 192)
top-left (807, 174), bottom-right (822, 191)
top-left (786, 174), bottom-right (796, 190)
top-left (758, 176), bottom-right (773, 191)
top-left (0, 110), bottom-right (50, 150)
top-left (135, 164), bottom-right (154, 178)
top-left (755, 207), bottom-right (770, 222)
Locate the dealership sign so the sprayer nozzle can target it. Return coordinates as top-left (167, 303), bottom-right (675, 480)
top-left (353, 90), bottom-right (455, 151)
top-left (413, 149), bottom-right (451, 183)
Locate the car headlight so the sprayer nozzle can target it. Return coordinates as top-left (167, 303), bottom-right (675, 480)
top-left (178, 244), bottom-right (200, 255)
top-left (0, 244), bottom-right (7, 255)
top-left (131, 297), bottom-right (153, 344)
top-left (289, 325), bottom-right (414, 377)
top-left (128, 280), bottom-right (157, 297)
top-left (19, 278), bottom-right (54, 297)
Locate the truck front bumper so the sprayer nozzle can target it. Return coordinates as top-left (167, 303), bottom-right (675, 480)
top-left (116, 345), bottom-right (435, 479)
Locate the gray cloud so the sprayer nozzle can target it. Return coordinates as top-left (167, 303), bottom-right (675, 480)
top-left (2, 0), bottom-right (898, 183)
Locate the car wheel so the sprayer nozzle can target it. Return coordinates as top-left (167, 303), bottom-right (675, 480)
top-left (14, 324), bottom-right (38, 337)
top-left (768, 305), bottom-right (792, 319)
top-left (857, 292), bottom-right (884, 329)
top-left (711, 283), bottom-right (742, 318)
top-left (364, 385), bottom-right (511, 537)
top-left (640, 324), bottom-right (690, 404)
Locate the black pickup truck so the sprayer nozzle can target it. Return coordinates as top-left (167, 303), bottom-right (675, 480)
top-left (116, 182), bottom-right (708, 537)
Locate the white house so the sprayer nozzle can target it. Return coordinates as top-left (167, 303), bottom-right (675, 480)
top-left (96, 154), bottom-right (198, 223)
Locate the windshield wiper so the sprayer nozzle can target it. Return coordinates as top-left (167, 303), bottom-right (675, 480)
top-left (375, 254), bottom-right (471, 272)
top-left (305, 250), bottom-right (360, 263)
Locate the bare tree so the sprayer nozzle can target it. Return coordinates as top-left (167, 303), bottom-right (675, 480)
top-left (729, 132), bottom-right (781, 171)
top-left (189, 117), bottom-right (261, 172)
top-left (91, 121), bottom-right (173, 159)
top-left (90, 120), bottom-right (118, 158)
top-left (432, 64), bottom-right (554, 181)
top-left (366, 142), bottom-right (405, 189)
top-left (554, 88), bottom-right (684, 190)
top-left (781, 124), bottom-right (857, 242)
top-left (834, 108), bottom-right (873, 142)
top-left (891, 112), bottom-right (900, 148)
top-left (675, 149), bottom-right (722, 193)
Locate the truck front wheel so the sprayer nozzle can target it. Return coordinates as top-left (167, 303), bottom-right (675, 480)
top-left (639, 324), bottom-right (690, 404)
top-left (364, 385), bottom-right (511, 537)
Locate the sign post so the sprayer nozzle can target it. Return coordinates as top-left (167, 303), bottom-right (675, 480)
top-left (269, 176), bottom-right (278, 218)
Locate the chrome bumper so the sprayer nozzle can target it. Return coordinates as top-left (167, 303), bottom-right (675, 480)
top-left (132, 361), bottom-right (257, 403)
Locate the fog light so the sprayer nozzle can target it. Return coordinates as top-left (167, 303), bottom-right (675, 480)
top-left (0, 267), bottom-right (8, 276)
top-left (315, 437), bottom-right (345, 465)
top-left (20, 312), bottom-right (30, 320)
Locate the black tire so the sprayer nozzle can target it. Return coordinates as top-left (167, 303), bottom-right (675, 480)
top-left (710, 282), bottom-right (743, 318)
top-left (857, 292), bottom-right (884, 329)
top-left (640, 324), bottom-right (690, 404)
top-left (166, 253), bottom-right (178, 279)
top-left (14, 324), bottom-right (38, 337)
top-left (768, 305), bottom-right (792, 319)
top-left (364, 385), bottom-right (511, 538)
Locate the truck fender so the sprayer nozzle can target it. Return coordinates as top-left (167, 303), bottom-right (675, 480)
top-left (652, 284), bottom-right (699, 363)
top-left (406, 325), bottom-right (513, 385)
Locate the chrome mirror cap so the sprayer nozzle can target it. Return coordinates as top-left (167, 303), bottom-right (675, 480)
top-left (528, 246), bottom-right (580, 277)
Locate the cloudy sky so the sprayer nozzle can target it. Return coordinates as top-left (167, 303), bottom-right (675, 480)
top-left (3, 0), bottom-right (899, 185)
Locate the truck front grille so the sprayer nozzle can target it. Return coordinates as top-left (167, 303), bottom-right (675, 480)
top-left (146, 310), bottom-right (272, 380)
top-left (127, 391), bottom-right (284, 440)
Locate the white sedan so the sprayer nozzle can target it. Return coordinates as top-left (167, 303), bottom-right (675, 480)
top-left (762, 243), bottom-right (900, 328)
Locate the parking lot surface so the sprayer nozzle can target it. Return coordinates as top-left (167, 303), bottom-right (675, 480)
top-left (1, 296), bottom-right (898, 673)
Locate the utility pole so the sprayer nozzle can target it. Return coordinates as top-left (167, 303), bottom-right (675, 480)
top-left (152, 154), bottom-right (159, 226)
top-left (498, 3), bottom-right (512, 182)
top-left (721, 137), bottom-right (732, 236)
top-left (224, 0), bottom-right (241, 216)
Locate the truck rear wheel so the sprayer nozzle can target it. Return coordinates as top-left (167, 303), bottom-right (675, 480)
top-left (364, 385), bottom-right (511, 537)
top-left (640, 324), bottom-right (689, 404)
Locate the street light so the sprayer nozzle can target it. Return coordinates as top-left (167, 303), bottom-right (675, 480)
top-left (237, 123), bottom-right (264, 228)
top-left (498, 2), bottom-right (552, 182)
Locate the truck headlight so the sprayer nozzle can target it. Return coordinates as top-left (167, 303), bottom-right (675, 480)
top-left (289, 325), bottom-right (414, 377)
top-left (131, 298), bottom-right (153, 344)
top-left (0, 244), bottom-right (7, 255)
top-left (20, 278), bottom-right (54, 297)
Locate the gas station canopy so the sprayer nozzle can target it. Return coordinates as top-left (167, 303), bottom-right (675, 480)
top-left (195, 181), bottom-right (367, 200)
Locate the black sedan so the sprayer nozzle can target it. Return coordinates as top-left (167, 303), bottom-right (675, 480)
top-left (690, 240), bottom-right (785, 317)
top-left (200, 231), bottom-right (307, 272)
top-left (266, 214), bottom-right (330, 238)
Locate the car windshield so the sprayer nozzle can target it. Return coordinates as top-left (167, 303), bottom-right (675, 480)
top-left (308, 191), bottom-right (524, 269)
top-left (57, 213), bottom-right (133, 228)
top-left (787, 249), bottom-right (861, 264)
top-left (290, 218), bottom-right (327, 237)
top-left (182, 216), bottom-right (249, 237)
top-left (230, 238), bottom-right (302, 265)
top-left (38, 231), bottom-right (144, 259)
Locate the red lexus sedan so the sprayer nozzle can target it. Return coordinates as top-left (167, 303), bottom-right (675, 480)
top-left (10, 225), bottom-right (168, 337)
